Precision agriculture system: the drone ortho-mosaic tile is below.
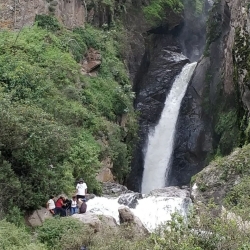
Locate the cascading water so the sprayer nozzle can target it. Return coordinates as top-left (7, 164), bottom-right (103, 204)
top-left (81, 62), bottom-right (197, 232)
top-left (141, 62), bottom-right (197, 194)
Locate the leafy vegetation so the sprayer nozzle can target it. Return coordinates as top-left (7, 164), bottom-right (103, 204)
top-left (0, 220), bottom-right (47, 250)
top-left (0, 17), bottom-right (137, 213)
top-left (143, 0), bottom-right (183, 26)
top-left (12, 209), bottom-right (250, 249)
top-left (37, 217), bottom-right (92, 249)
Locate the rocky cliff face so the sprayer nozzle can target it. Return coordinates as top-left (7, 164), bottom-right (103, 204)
top-left (127, 33), bottom-right (189, 192)
top-left (0, 0), bottom-right (85, 29)
top-left (170, 0), bottom-right (250, 186)
top-left (127, 1), bottom-right (210, 191)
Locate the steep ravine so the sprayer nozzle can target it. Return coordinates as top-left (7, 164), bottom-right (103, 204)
top-left (170, 0), bottom-right (250, 186)
top-left (128, 1), bottom-right (210, 192)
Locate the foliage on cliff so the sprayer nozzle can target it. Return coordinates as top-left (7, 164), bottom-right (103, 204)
top-left (192, 143), bottom-right (250, 222)
top-left (143, 0), bottom-right (183, 26)
top-left (0, 16), bottom-right (137, 213)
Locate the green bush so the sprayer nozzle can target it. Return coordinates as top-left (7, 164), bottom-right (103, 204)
top-left (35, 15), bottom-right (61, 31)
top-left (37, 217), bottom-right (93, 249)
top-left (143, 0), bottom-right (183, 26)
top-left (0, 220), bottom-right (47, 250)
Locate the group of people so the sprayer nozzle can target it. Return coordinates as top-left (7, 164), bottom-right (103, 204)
top-left (46, 178), bottom-right (88, 216)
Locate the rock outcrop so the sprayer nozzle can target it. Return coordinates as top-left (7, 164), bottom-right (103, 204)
top-left (72, 212), bottom-right (118, 232)
top-left (118, 206), bottom-right (149, 235)
top-left (149, 186), bottom-right (191, 198)
top-left (192, 145), bottom-right (250, 206)
top-left (27, 207), bottom-right (53, 227)
top-left (102, 182), bottom-right (130, 196)
top-left (0, 0), bottom-right (85, 29)
top-left (81, 48), bottom-right (101, 75)
top-left (118, 192), bottom-right (142, 208)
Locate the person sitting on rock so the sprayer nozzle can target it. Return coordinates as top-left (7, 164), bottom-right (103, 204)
top-left (70, 196), bottom-right (78, 215)
top-left (55, 196), bottom-right (66, 217)
top-left (46, 195), bottom-right (56, 215)
top-left (78, 198), bottom-right (87, 214)
top-left (76, 178), bottom-right (87, 200)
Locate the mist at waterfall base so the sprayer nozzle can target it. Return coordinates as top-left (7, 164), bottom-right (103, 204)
top-left (86, 195), bottom-right (190, 232)
top-left (141, 62), bottom-right (197, 194)
top-left (83, 63), bottom-right (196, 232)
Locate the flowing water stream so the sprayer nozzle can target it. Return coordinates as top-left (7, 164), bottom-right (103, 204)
top-left (141, 62), bottom-right (197, 194)
top-left (87, 62), bottom-right (197, 231)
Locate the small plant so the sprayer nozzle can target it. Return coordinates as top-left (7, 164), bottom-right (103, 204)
top-left (35, 14), bottom-right (60, 31)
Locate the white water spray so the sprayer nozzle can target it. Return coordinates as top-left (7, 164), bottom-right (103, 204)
top-left (86, 195), bottom-right (190, 232)
top-left (141, 62), bottom-right (197, 194)
top-left (82, 62), bottom-right (196, 232)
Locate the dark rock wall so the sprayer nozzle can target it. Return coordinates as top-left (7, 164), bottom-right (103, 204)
top-left (170, 0), bottom-right (250, 186)
top-left (128, 1), bottom-right (210, 191)
top-left (127, 33), bottom-right (189, 192)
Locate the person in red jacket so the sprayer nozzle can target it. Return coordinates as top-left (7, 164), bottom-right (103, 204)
top-left (55, 196), bottom-right (66, 217)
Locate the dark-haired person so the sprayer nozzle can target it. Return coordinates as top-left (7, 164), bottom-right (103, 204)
top-left (76, 178), bottom-right (87, 200)
top-left (70, 196), bottom-right (78, 215)
top-left (55, 196), bottom-right (66, 217)
top-left (46, 196), bottom-right (56, 215)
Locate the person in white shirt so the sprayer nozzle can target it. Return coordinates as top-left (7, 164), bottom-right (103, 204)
top-left (76, 178), bottom-right (87, 200)
top-left (46, 195), bottom-right (56, 215)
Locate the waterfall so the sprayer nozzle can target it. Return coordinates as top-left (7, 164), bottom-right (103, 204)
top-left (141, 62), bottom-right (197, 194)
top-left (80, 63), bottom-right (196, 232)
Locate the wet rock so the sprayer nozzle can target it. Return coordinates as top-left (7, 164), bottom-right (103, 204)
top-left (86, 193), bottom-right (96, 200)
top-left (128, 34), bottom-right (189, 192)
top-left (118, 192), bottom-right (142, 208)
top-left (102, 182), bottom-right (130, 196)
top-left (148, 186), bottom-right (191, 199)
top-left (118, 206), bottom-right (149, 235)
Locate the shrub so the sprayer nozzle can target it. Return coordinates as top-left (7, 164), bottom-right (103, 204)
top-left (37, 217), bottom-right (93, 249)
top-left (0, 220), bottom-right (47, 250)
top-left (143, 0), bottom-right (183, 26)
top-left (35, 15), bottom-right (61, 31)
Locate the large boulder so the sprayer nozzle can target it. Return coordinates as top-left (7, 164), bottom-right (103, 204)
top-left (102, 182), bottom-right (130, 196)
top-left (27, 207), bottom-right (53, 227)
top-left (149, 186), bottom-right (191, 198)
top-left (118, 192), bottom-right (142, 208)
top-left (72, 212), bottom-right (117, 233)
top-left (118, 206), bottom-right (149, 235)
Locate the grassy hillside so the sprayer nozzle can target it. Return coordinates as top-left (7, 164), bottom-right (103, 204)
top-left (0, 15), bottom-right (137, 214)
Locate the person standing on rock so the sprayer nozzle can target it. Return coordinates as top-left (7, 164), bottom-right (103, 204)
top-left (76, 178), bottom-right (87, 200)
top-left (46, 195), bottom-right (56, 215)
